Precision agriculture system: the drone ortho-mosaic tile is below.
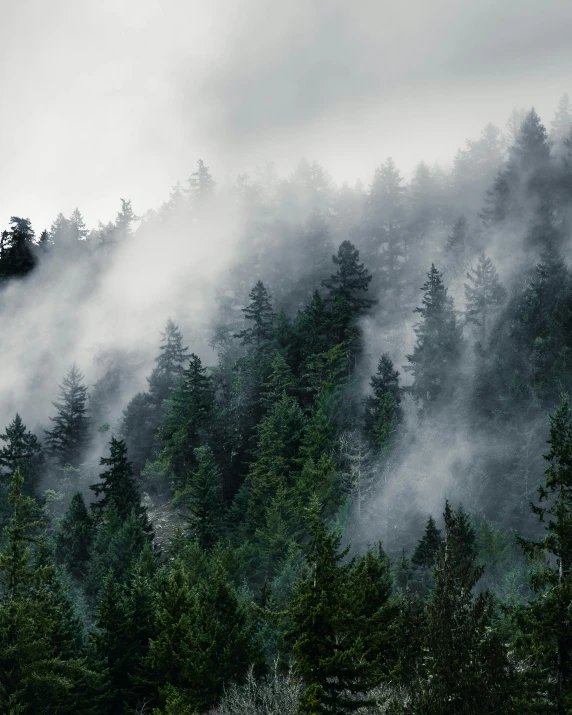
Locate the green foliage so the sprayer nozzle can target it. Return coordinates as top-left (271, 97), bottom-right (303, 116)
top-left (56, 491), bottom-right (94, 579)
top-left (45, 365), bottom-right (90, 467)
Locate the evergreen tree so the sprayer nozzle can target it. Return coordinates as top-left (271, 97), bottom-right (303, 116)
top-left (120, 391), bottom-right (157, 476)
top-left (183, 446), bottom-right (226, 550)
top-left (69, 207), bottom-right (88, 241)
top-left (91, 437), bottom-right (152, 535)
top-left (1, 216), bottom-right (36, 278)
top-left (0, 413), bottom-right (43, 493)
top-left (148, 319), bottom-right (190, 405)
top-left (114, 198), bottom-right (138, 239)
top-left (516, 399), bottom-right (572, 713)
top-left (45, 364), bottom-right (90, 467)
top-left (406, 264), bottom-right (464, 405)
top-left (186, 159), bottom-right (216, 210)
top-left (550, 93), bottom-right (572, 149)
top-left (160, 353), bottom-right (215, 491)
top-left (322, 240), bottom-right (376, 347)
top-left (414, 502), bottom-right (514, 714)
top-left (363, 354), bottom-right (401, 450)
top-left (411, 515), bottom-right (443, 568)
top-left (445, 214), bottom-right (468, 254)
top-left (0, 468), bottom-right (104, 713)
top-left (56, 491), bottom-right (94, 579)
top-left (235, 281), bottom-right (276, 347)
top-left (287, 504), bottom-right (374, 713)
top-left (464, 253), bottom-right (507, 341)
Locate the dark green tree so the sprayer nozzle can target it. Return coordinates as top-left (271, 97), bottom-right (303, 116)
top-left (363, 354), bottom-right (401, 450)
top-left (414, 502), bottom-right (514, 714)
top-left (91, 437), bottom-right (152, 535)
top-left (516, 398), bottom-right (572, 714)
top-left (55, 491), bottom-right (94, 579)
top-left (1, 216), bottom-right (36, 278)
top-left (148, 319), bottom-right (189, 406)
top-left (183, 446), bottom-right (226, 550)
top-left (411, 515), bottom-right (443, 568)
top-left (406, 264), bottom-right (463, 405)
top-left (322, 240), bottom-right (376, 346)
top-left (45, 364), bottom-right (90, 467)
top-left (235, 281), bottom-right (276, 347)
top-left (0, 413), bottom-right (43, 493)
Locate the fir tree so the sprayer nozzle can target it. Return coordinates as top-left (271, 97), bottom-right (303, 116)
top-left (45, 364), bottom-right (90, 467)
top-left (183, 446), bottom-right (226, 551)
top-left (235, 281), bottom-right (276, 347)
top-left (69, 207), bottom-right (88, 241)
top-left (517, 399), bottom-right (572, 713)
top-left (1, 216), bottom-right (36, 278)
top-left (147, 318), bottom-right (190, 405)
top-left (445, 214), bottom-right (468, 253)
top-left (322, 240), bottom-right (376, 347)
top-left (114, 198), bottom-right (139, 239)
top-left (91, 437), bottom-right (152, 535)
top-left (414, 502), bottom-right (514, 714)
top-left (406, 264), bottom-right (463, 405)
top-left (56, 491), bottom-right (94, 579)
top-left (411, 515), bottom-right (443, 568)
top-left (464, 253), bottom-right (507, 341)
top-left (287, 503), bottom-right (374, 713)
top-left (186, 159), bottom-right (216, 210)
top-left (363, 354), bottom-right (401, 451)
top-left (551, 93), bottom-right (572, 149)
top-left (0, 413), bottom-right (42, 492)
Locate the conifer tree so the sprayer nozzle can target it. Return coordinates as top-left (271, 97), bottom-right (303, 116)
top-left (464, 253), bottom-right (507, 340)
top-left (69, 207), bottom-right (88, 241)
top-left (91, 437), bottom-right (152, 535)
top-left (287, 503), bottom-right (374, 713)
top-left (322, 240), bottom-right (376, 347)
top-left (147, 318), bottom-right (190, 405)
top-left (0, 413), bottom-right (42, 492)
top-left (363, 354), bottom-right (401, 450)
top-left (160, 353), bottom-right (215, 490)
top-left (0, 469), bottom-right (104, 713)
top-left (517, 399), bottom-right (572, 713)
top-left (414, 502), bottom-right (514, 714)
top-left (114, 198), bottom-right (139, 239)
top-left (445, 214), bottom-right (468, 254)
top-left (56, 491), bottom-right (94, 579)
top-left (551, 93), bottom-right (572, 149)
top-left (183, 446), bottom-right (226, 550)
top-left (186, 159), bottom-right (216, 210)
top-left (235, 281), bottom-right (276, 347)
top-left (45, 364), bottom-right (90, 467)
top-left (1, 216), bottom-right (36, 277)
top-left (411, 515), bottom-right (443, 568)
top-left (406, 264), bottom-right (463, 405)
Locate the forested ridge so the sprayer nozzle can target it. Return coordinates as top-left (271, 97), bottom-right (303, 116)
top-left (2, 99), bottom-right (572, 713)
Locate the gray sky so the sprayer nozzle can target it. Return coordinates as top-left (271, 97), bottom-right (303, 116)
top-left (1, 0), bottom-right (571, 230)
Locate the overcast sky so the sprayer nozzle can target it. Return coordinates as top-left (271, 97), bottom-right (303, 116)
top-left (1, 0), bottom-right (571, 230)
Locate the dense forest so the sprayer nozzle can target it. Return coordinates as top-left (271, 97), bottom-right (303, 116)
top-left (2, 97), bottom-right (572, 714)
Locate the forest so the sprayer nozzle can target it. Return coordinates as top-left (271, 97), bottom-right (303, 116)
top-left (1, 97), bottom-right (572, 714)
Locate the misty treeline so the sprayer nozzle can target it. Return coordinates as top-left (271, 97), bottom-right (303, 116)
top-left (1, 96), bottom-right (572, 714)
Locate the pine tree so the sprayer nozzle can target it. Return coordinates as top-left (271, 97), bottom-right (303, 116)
top-left (148, 319), bottom-right (190, 405)
top-left (91, 437), bottom-right (152, 535)
top-left (411, 515), bottom-right (443, 568)
top-left (183, 446), bottom-right (226, 550)
top-left (551, 93), bottom-right (572, 149)
top-left (45, 364), bottom-right (90, 467)
top-left (120, 391), bottom-right (157, 475)
top-left (0, 468), bottom-right (104, 713)
top-left (0, 413), bottom-right (42, 493)
top-left (406, 265), bottom-right (463, 405)
top-left (1, 216), bottom-right (36, 278)
top-left (160, 353), bottom-right (215, 491)
top-left (322, 240), bottom-right (376, 347)
top-left (414, 502), bottom-right (514, 714)
top-left (287, 503), bottom-right (374, 713)
top-left (235, 281), bottom-right (276, 347)
top-left (516, 399), bottom-right (572, 713)
top-left (114, 198), bottom-right (139, 239)
top-left (186, 159), bottom-right (216, 210)
top-left (69, 207), bottom-right (88, 241)
top-left (56, 491), bottom-right (94, 579)
top-left (363, 354), bottom-right (401, 451)
top-left (464, 253), bottom-right (507, 340)
top-left (445, 214), bottom-right (468, 254)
